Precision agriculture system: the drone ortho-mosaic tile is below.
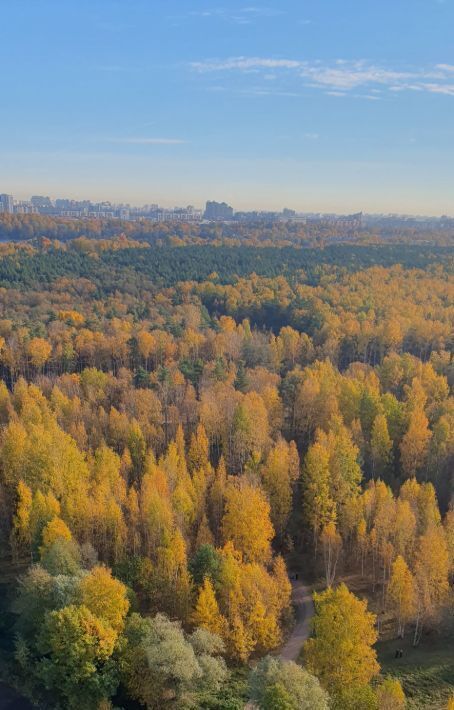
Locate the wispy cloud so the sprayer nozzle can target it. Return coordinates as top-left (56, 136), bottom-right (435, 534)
top-left (192, 57), bottom-right (301, 72)
top-left (107, 137), bottom-right (186, 145)
top-left (233, 6), bottom-right (283, 17)
top-left (239, 88), bottom-right (300, 98)
top-left (418, 83), bottom-right (454, 96)
top-left (190, 57), bottom-right (454, 99)
top-left (436, 63), bottom-right (454, 73)
top-left (300, 61), bottom-right (414, 90)
top-left (188, 6), bottom-right (283, 23)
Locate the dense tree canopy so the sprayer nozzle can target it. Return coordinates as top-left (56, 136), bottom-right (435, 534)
top-left (0, 230), bottom-right (452, 708)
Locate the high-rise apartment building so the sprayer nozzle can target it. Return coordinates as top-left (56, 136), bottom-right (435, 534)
top-left (0, 194), bottom-right (14, 213)
top-left (31, 196), bottom-right (53, 209)
top-left (204, 201), bottom-right (234, 221)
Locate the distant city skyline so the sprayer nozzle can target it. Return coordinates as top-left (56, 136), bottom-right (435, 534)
top-left (2, 1), bottom-right (454, 215)
top-left (0, 190), bottom-right (454, 220)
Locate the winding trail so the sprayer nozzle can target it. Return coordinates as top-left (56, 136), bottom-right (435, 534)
top-left (280, 580), bottom-right (315, 662)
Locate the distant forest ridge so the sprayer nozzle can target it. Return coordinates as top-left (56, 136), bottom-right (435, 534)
top-left (1, 212), bottom-right (454, 247)
top-left (0, 244), bottom-right (452, 292)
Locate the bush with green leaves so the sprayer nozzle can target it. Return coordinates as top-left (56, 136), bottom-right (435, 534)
top-left (121, 613), bottom-right (228, 708)
top-left (248, 656), bottom-right (329, 710)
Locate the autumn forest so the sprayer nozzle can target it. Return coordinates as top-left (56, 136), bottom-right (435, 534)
top-left (0, 215), bottom-right (453, 710)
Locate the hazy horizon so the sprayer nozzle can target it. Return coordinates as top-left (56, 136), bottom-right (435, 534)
top-left (6, 186), bottom-right (454, 219)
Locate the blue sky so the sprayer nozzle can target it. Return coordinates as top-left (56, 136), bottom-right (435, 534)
top-left (1, 0), bottom-right (454, 214)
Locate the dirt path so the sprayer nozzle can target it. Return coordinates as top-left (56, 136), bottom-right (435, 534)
top-left (280, 580), bottom-right (315, 662)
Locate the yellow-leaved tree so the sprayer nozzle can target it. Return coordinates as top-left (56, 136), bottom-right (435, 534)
top-left (320, 521), bottom-right (342, 587)
top-left (302, 440), bottom-right (335, 549)
top-left (10, 480), bottom-right (32, 561)
top-left (370, 413), bottom-right (393, 478)
top-left (413, 525), bottom-right (450, 645)
top-left (260, 438), bottom-right (299, 538)
top-left (388, 555), bottom-right (416, 638)
top-left (40, 516), bottom-right (72, 554)
top-left (191, 577), bottom-right (226, 636)
top-left (376, 677), bottom-right (406, 710)
top-left (400, 408), bottom-right (432, 478)
top-left (221, 479), bottom-right (274, 564)
top-left (304, 583), bottom-right (379, 702)
top-left (27, 337), bottom-right (52, 371)
top-left (79, 565), bottom-right (130, 634)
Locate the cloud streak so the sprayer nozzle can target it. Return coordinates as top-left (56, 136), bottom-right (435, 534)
top-left (190, 57), bottom-right (454, 98)
top-left (177, 6), bottom-right (284, 25)
top-left (192, 57), bottom-right (300, 71)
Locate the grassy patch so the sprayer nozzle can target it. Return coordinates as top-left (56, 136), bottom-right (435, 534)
top-left (377, 633), bottom-right (454, 709)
